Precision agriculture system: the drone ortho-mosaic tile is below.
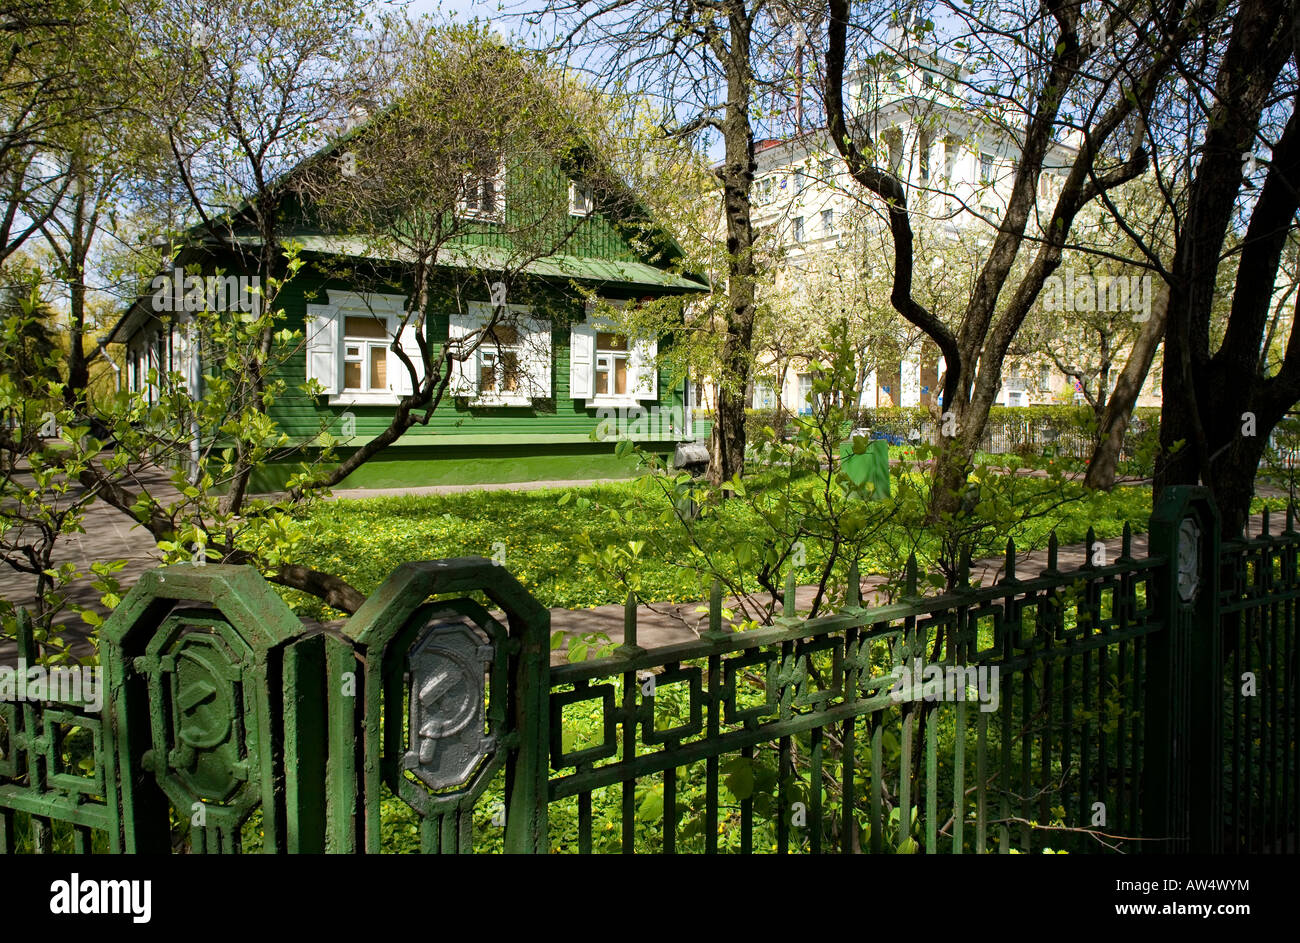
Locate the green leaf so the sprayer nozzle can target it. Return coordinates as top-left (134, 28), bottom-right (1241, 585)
top-left (722, 757), bottom-right (755, 799)
top-left (636, 788), bottom-right (664, 823)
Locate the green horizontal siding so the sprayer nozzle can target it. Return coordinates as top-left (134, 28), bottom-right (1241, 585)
top-left (250, 441), bottom-right (669, 492)
top-left (254, 268), bottom-right (692, 462)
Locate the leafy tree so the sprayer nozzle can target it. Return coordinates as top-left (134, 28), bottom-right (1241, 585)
top-left (820, 0), bottom-right (1222, 525)
top-left (1150, 0), bottom-right (1300, 538)
top-left (529, 0), bottom-right (817, 488)
top-left (2, 14), bottom-right (706, 630)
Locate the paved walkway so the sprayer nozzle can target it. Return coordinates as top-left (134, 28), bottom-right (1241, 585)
top-left (0, 467), bottom-right (1286, 665)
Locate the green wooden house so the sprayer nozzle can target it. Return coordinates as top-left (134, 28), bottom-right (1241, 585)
top-left (104, 134), bottom-right (709, 493)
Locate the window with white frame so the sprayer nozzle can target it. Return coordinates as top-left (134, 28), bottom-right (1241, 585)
top-left (884, 127), bottom-right (903, 174)
top-left (459, 158), bottom-right (504, 220)
top-left (129, 326), bottom-right (190, 404)
top-left (449, 301), bottom-right (552, 404)
top-left (129, 334), bottom-right (160, 403)
top-left (478, 321), bottom-right (523, 394)
top-left (821, 208), bottom-right (835, 236)
top-left (569, 180), bottom-right (594, 216)
top-left (304, 290), bottom-right (420, 404)
top-left (753, 381), bottom-right (776, 409)
top-left (595, 330), bottom-right (630, 396)
top-left (570, 298), bottom-right (657, 406)
top-left (342, 315), bottom-right (390, 393)
top-left (793, 216), bottom-right (805, 243)
top-left (798, 373), bottom-right (814, 415)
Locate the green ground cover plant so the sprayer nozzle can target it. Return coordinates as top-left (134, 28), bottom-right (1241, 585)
top-left (282, 475), bottom-right (1156, 620)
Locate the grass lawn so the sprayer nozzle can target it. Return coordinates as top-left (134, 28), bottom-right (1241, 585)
top-left (280, 472), bottom-right (1187, 619)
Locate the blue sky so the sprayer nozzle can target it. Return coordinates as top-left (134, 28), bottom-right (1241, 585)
top-left (397, 0), bottom-right (549, 42)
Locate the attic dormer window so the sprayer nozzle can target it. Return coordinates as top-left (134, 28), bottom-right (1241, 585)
top-left (570, 181), bottom-right (594, 216)
top-left (460, 158), bottom-right (504, 221)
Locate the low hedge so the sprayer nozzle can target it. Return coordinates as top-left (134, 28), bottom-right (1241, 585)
top-left (743, 404), bottom-right (1162, 470)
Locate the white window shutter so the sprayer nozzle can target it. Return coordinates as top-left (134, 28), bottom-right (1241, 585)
top-left (629, 336), bottom-right (659, 399)
top-left (169, 322), bottom-right (185, 388)
top-left (569, 322), bottom-right (596, 398)
top-left (521, 316), bottom-right (552, 398)
top-left (170, 316), bottom-right (200, 394)
top-left (186, 320), bottom-right (201, 393)
top-left (390, 314), bottom-right (426, 397)
top-left (305, 303), bottom-right (340, 395)
top-left (448, 311), bottom-right (478, 395)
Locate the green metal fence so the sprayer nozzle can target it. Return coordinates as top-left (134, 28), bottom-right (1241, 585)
top-left (0, 486), bottom-right (1295, 853)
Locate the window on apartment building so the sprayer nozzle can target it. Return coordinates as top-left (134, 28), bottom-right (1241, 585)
top-left (821, 209), bottom-right (835, 235)
top-left (793, 216), bottom-right (805, 243)
top-left (343, 315), bottom-right (390, 393)
top-left (798, 373), bottom-right (814, 415)
top-left (919, 132), bottom-right (932, 181)
top-left (979, 151), bottom-right (994, 183)
top-left (753, 381), bottom-right (776, 409)
top-left (594, 330), bottom-right (630, 396)
top-left (820, 157), bottom-right (836, 180)
top-left (943, 138), bottom-right (959, 182)
top-left (795, 167), bottom-right (809, 195)
top-left (885, 127), bottom-right (903, 174)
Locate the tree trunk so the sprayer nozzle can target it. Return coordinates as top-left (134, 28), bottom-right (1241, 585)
top-left (927, 395), bottom-right (987, 525)
top-left (708, 385), bottom-right (747, 487)
top-left (1085, 282), bottom-right (1168, 489)
top-left (706, 6), bottom-right (758, 488)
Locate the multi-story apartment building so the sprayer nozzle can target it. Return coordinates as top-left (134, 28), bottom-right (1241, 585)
top-left (727, 28), bottom-right (1161, 417)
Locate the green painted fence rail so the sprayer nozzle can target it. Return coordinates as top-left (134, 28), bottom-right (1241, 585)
top-left (0, 486), bottom-right (1295, 853)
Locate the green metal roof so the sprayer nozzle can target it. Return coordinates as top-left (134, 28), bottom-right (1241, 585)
top-left (102, 236), bottom-right (708, 345)
top-left (248, 234), bottom-right (708, 291)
